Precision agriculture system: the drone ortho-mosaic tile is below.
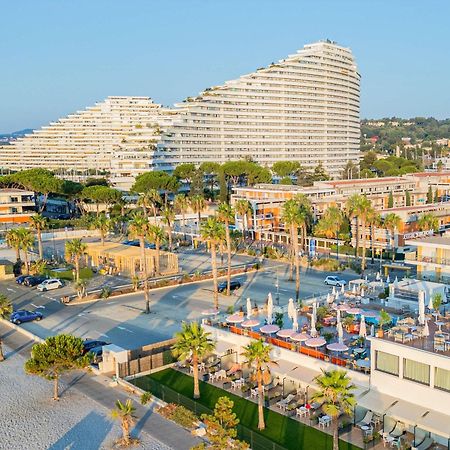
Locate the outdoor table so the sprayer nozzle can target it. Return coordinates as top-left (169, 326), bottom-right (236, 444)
top-left (356, 359), bottom-right (370, 369)
top-left (436, 321), bottom-right (445, 332)
top-left (296, 406), bottom-right (309, 418)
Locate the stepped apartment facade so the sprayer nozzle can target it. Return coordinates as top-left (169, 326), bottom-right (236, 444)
top-left (0, 41), bottom-right (360, 187)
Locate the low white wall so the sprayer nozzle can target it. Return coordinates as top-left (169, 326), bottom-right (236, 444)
top-left (41, 229), bottom-right (100, 241)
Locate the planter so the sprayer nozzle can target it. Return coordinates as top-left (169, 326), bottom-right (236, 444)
top-left (377, 329), bottom-right (384, 338)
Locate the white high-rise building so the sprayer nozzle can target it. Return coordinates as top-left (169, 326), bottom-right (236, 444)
top-left (154, 40), bottom-right (361, 177)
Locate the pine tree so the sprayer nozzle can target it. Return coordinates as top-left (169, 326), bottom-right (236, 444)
top-left (427, 186), bottom-right (433, 204)
top-left (405, 190), bottom-right (411, 206)
top-left (388, 191), bottom-right (394, 208)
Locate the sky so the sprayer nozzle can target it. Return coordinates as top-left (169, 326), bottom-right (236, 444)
top-left (1, 0), bottom-right (449, 133)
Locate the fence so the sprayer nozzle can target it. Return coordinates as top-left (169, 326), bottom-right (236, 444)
top-left (135, 376), bottom-right (288, 450)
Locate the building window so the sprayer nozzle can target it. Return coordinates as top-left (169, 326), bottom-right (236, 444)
top-left (434, 367), bottom-right (450, 392)
top-left (375, 351), bottom-right (399, 376)
top-left (403, 359), bottom-right (430, 385)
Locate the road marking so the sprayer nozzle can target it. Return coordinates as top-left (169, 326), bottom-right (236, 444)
top-left (100, 333), bottom-right (110, 338)
top-left (77, 313), bottom-right (85, 317)
top-left (6, 288), bottom-right (16, 292)
top-left (31, 303), bottom-right (45, 309)
top-left (117, 326), bottom-right (134, 333)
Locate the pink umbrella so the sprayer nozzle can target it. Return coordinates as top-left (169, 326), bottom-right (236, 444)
top-left (226, 314), bottom-right (244, 324)
top-left (334, 304), bottom-right (350, 312)
top-left (326, 342), bottom-right (349, 352)
top-left (276, 329), bottom-right (296, 339)
top-left (291, 332), bottom-right (310, 342)
top-left (305, 337), bottom-right (326, 347)
top-left (241, 319), bottom-right (260, 328)
top-left (347, 307), bottom-right (362, 315)
top-left (201, 308), bottom-right (219, 316)
top-left (362, 310), bottom-right (378, 318)
top-left (260, 324), bottom-right (280, 334)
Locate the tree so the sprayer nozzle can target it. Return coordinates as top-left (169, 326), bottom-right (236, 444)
top-left (91, 213), bottom-right (113, 245)
top-left (200, 217), bottom-right (225, 310)
top-left (111, 399), bottom-right (137, 446)
top-left (0, 295), bottom-right (13, 361)
top-left (357, 198), bottom-right (373, 273)
top-left (383, 213), bottom-right (401, 261)
top-left (241, 339), bottom-right (276, 430)
top-left (75, 279), bottom-right (88, 299)
top-left (346, 194), bottom-right (364, 260)
top-left (427, 186), bottom-right (433, 204)
top-left (434, 189), bottom-right (439, 203)
top-left (217, 202), bottom-right (235, 296)
top-left (128, 213), bottom-right (151, 314)
top-left (312, 163), bottom-right (330, 181)
top-left (311, 370), bottom-right (356, 450)
top-left (147, 224), bottom-right (166, 275)
top-left (366, 208), bottom-right (381, 264)
top-left (65, 239), bottom-right (87, 282)
top-left (234, 199), bottom-right (251, 239)
top-left (341, 160), bottom-right (359, 180)
top-left (200, 161), bottom-right (221, 197)
top-left (80, 185), bottom-right (122, 216)
top-left (190, 195), bottom-right (206, 229)
top-left (172, 322), bottom-right (215, 399)
top-left (132, 171), bottom-right (179, 195)
top-left (174, 194), bottom-right (189, 231)
top-left (29, 214), bottom-right (48, 259)
top-left (405, 190), bottom-right (411, 206)
top-left (314, 206), bottom-right (345, 259)
top-left (417, 213), bottom-right (439, 232)
top-left (5, 228), bottom-right (22, 262)
top-left (272, 161), bottom-right (300, 178)
top-left (388, 191), bottom-right (394, 208)
top-left (24, 334), bottom-right (92, 400)
top-left (173, 163), bottom-right (197, 184)
top-left (138, 189), bottom-right (162, 222)
top-left (280, 176), bottom-right (293, 185)
top-left (161, 206), bottom-right (175, 251)
top-left (17, 228), bottom-right (35, 275)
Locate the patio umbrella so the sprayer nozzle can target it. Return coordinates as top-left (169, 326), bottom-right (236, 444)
top-left (310, 302), bottom-right (318, 337)
top-left (370, 324), bottom-right (375, 336)
top-left (327, 342), bottom-right (348, 352)
top-left (292, 307), bottom-right (299, 332)
top-left (363, 310), bottom-right (378, 318)
top-left (352, 284), bottom-right (357, 295)
top-left (334, 304), bottom-right (350, 312)
top-left (326, 293), bottom-right (333, 304)
top-left (341, 284), bottom-right (345, 294)
top-left (336, 309), bottom-right (341, 324)
top-left (427, 293), bottom-right (433, 311)
top-left (376, 272), bottom-right (380, 281)
top-left (347, 307), bottom-right (362, 315)
top-left (418, 290), bottom-right (426, 325)
top-left (201, 308), bottom-right (219, 316)
top-left (337, 321), bottom-right (344, 344)
top-left (332, 286), bottom-right (336, 295)
top-left (394, 276), bottom-right (399, 287)
top-left (277, 329), bottom-right (296, 338)
top-left (359, 315), bottom-right (367, 338)
top-left (305, 337), bottom-right (326, 348)
top-left (242, 319), bottom-right (260, 328)
top-left (267, 293), bottom-right (273, 324)
top-left (423, 319), bottom-right (430, 337)
top-left (360, 288), bottom-right (365, 297)
top-left (226, 314), bottom-right (244, 324)
top-left (335, 291), bottom-right (340, 301)
top-left (260, 324), bottom-right (280, 334)
top-left (291, 332), bottom-right (310, 342)
top-left (246, 297), bottom-right (252, 319)
top-left (287, 298), bottom-right (295, 320)
top-left (365, 275), bottom-right (368, 282)
top-left (386, 274), bottom-right (391, 284)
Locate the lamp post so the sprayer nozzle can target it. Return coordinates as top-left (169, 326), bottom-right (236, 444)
top-left (275, 272), bottom-right (280, 306)
top-left (336, 225), bottom-right (339, 261)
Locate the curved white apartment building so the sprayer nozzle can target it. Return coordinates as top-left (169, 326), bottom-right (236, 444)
top-left (154, 40), bottom-right (360, 176)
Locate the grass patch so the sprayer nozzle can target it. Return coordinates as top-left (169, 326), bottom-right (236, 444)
top-left (132, 369), bottom-right (360, 450)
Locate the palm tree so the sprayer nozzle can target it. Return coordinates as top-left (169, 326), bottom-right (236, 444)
top-left (138, 189), bottom-right (161, 222)
top-left (217, 202), bottom-right (235, 296)
top-left (383, 213), bottom-right (402, 262)
top-left (128, 212), bottom-right (151, 314)
top-left (161, 206), bottom-right (175, 251)
top-left (417, 212), bottom-right (439, 232)
top-left (241, 339), bottom-right (276, 430)
top-left (200, 217), bottom-right (225, 310)
top-left (111, 399), bottom-right (136, 446)
top-left (29, 214), bottom-right (48, 259)
top-left (311, 370), bottom-right (356, 450)
top-left (0, 295), bottom-right (13, 361)
top-left (17, 228), bottom-right (35, 275)
top-left (314, 206), bottom-right (345, 260)
top-left (292, 194), bottom-right (312, 252)
top-left (357, 197), bottom-right (373, 274)
top-left (174, 193), bottom-right (189, 232)
top-left (91, 213), bottom-right (113, 245)
top-left (345, 194), bottom-right (363, 260)
top-left (282, 199), bottom-right (306, 301)
top-left (5, 228), bottom-right (22, 262)
top-left (366, 208), bottom-right (381, 264)
top-left (234, 199), bottom-right (251, 239)
top-left (65, 239), bottom-right (87, 282)
top-left (190, 194), bottom-right (206, 229)
top-left (172, 322), bottom-right (215, 399)
top-left (147, 224), bottom-right (166, 275)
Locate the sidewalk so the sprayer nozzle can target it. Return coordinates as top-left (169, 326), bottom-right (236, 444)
top-left (0, 324), bottom-right (201, 450)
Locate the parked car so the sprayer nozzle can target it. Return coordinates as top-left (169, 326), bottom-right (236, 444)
top-left (10, 309), bottom-right (43, 324)
top-left (88, 346), bottom-right (104, 363)
top-left (218, 280), bottom-right (241, 293)
top-left (82, 339), bottom-right (109, 354)
top-left (37, 278), bottom-right (63, 291)
top-left (324, 275), bottom-right (347, 287)
top-left (23, 275), bottom-right (48, 287)
top-left (123, 240), bottom-right (156, 249)
top-left (16, 275), bottom-right (28, 284)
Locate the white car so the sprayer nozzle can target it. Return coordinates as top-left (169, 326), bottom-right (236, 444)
top-left (37, 278), bottom-right (63, 292)
top-left (324, 276), bottom-right (347, 287)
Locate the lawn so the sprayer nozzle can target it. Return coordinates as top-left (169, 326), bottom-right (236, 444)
top-left (132, 369), bottom-right (361, 450)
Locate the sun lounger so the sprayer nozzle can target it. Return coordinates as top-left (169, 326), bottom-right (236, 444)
top-left (389, 422), bottom-right (405, 438)
top-left (411, 437), bottom-right (434, 450)
top-left (356, 411), bottom-right (373, 428)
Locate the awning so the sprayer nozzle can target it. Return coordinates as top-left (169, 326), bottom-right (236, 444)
top-left (385, 400), bottom-right (427, 426)
top-left (214, 341), bottom-right (237, 355)
top-left (353, 384), bottom-right (369, 400)
top-left (357, 390), bottom-right (398, 415)
top-left (289, 365), bottom-right (321, 385)
top-left (272, 359), bottom-right (300, 377)
top-left (417, 410), bottom-right (450, 439)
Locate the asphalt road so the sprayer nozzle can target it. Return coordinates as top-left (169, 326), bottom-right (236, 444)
top-left (0, 259), bottom-right (359, 350)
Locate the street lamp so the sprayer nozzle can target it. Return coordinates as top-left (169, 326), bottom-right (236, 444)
top-left (275, 272), bottom-right (280, 305)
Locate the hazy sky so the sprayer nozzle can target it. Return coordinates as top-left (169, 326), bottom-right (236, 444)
top-left (1, 0), bottom-right (449, 133)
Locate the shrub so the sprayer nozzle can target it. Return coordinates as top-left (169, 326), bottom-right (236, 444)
top-left (311, 258), bottom-right (341, 272)
top-left (100, 286), bottom-right (112, 299)
top-left (157, 403), bottom-right (198, 429)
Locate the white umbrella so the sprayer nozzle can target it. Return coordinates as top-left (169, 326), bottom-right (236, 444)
top-left (341, 283), bottom-right (345, 294)
top-left (336, 308), bottom-right (341, 324)
top-left (267, 293), bottom-right (273, 324)
top-left (394, 276), bottom-right (399, 287)
top-left (359, 315), bottom-right (367, 338)
top-left (326, 293), bottom-right (333, 304)
top-left (287, 298), bottom-right (295, 320)
top-left (386, 274), bottom-right (391, 284)
top-left (332, 286), bottom-right (336, 295)
top-left (418, 290), bottom-right (426, 325)
top-left (376, 272), bottom-right (380, 281)
top-left (352, 284), bottom-right (356, 295)
top-left (427, 293), bottom-right (433, 311)
top-left (423, 319), bottom-right (430, 337)
top-left (360, 287), bottom-right (365, 297)
top-left (310, 302), bottom-right (318, 337)
top-left (292, 307), bottom-right (299, 332)
top-left (365, 275), bottom-right (368, 282)
top-left (370, 324), bottom-right (375, 337)
top-left (335, 291), bottom-right (340, 301)
top-left (337, 322), bottom-right (344, 344)
top-left (246, 297), bottom-right (252, 319)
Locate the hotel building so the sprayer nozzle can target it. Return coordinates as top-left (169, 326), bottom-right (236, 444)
top-left (0, 188), bottom-right (35, 227)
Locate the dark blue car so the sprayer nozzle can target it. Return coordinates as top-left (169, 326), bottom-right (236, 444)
top-left (16, 275), bottom-right (28, 284)
top-left (10, 310), bottom-right (43, 324)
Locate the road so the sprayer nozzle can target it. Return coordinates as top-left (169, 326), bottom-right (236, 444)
top-left (0, 259), bottom-right (359, 350)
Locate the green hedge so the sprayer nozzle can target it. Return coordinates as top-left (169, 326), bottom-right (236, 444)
top-left (44, 267), bottom-right (93, 280)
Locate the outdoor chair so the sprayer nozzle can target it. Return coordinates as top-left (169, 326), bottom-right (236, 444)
top-left (318, 415), bottom-right (332, 428)
top-left (276, 393), bottom-right (295, 410)
top-left (250, 388), bottom-right (259, 399)
top-left (296, 406), bottom-right (309, 418)
top-left (411, 436), bottom-right (434, 450)
top-left (356, 411), bottom-right (373, 428)
top-left (389, 421), bottom-right (405, 438)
